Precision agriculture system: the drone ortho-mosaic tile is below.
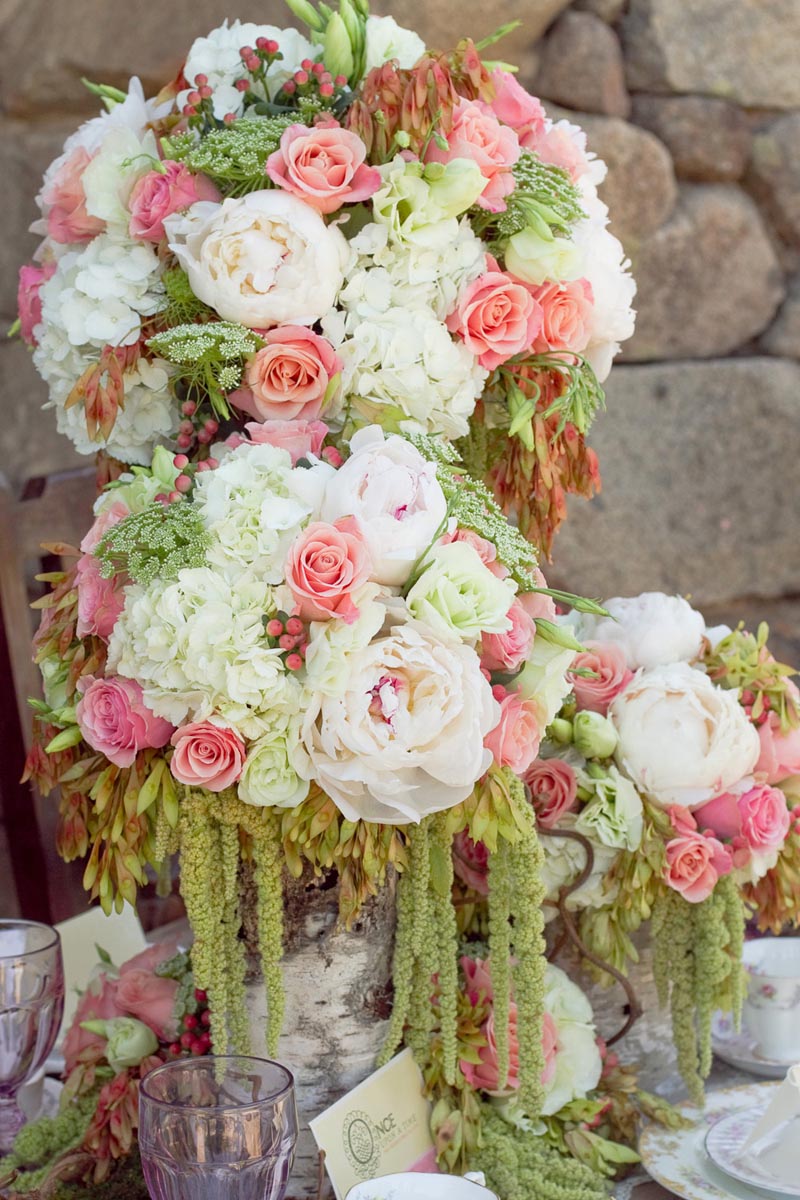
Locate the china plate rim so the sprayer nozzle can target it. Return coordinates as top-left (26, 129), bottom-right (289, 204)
top-left (704, 1108), bottom-right (800, 1199)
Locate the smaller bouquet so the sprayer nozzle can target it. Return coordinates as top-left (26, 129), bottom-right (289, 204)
top-left (2, 942), bottom-right (202, 1197)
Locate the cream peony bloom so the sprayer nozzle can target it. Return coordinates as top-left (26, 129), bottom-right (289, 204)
top-left (576, 592), bottom-right (705, 671)
top-left (166, 192), bottom-right (349, 329)
top-left (321, 427), bottom-right (448, 587)
top-left (298, 616), bottom-right (499, 824)
top-left (610, 662), bottom-right (761, 810)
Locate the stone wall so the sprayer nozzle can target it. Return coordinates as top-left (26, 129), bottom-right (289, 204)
top-left (1, 0), bottom-right (798, 619)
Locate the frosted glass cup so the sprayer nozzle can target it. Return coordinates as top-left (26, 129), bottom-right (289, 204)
top-left (139, 1056), bottom-right (298, 1200)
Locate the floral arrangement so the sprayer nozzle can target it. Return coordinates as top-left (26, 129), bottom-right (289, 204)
top-left (15, 0), bottom-right (634, 556)
top-left (452, 591), bottom-right (800, 1107)
top-left (2, 942), bottom-right (200, 1198)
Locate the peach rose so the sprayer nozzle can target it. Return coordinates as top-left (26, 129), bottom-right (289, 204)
top-left (532, 279), bottom-right (594, 354)
top-left (447, 266), bottom-right (543, 370)
top-left (517, 569), bottom-right (557, 624)
top-left (481, 598), bottom-right (536, 673)
top-left (571, 641), bottom-right (633, 716)
top-left (76, 676), bottom-right (174, 767)
top-left (170, 720), bottom-right (246, 792)
top-left (80, 500), bottom-right (131, 554)
top-left (231, 326), bottom-right (342, 422)
top-left (129, 161), bottom-right (221, 242)
top-left (17, 262), bottom-right (55, 347)
top-left (757, 711), bottom-right (800, 784)
top-left (664, 831), bottom-right (733, 903)
top-left (41, 147), bottom-right (105, 244)
top-left (484, 686), bottom-right (541, 775)
top-left (76, 554), bottom-right (126, 641)
top-left (266, 121), bottom-right (381, 214)
top-left (120, 941), bottom-right (181, 976)
top-left (116, 968), bottom-right (180, 1041)
top-left (243, 418), bottom-right (328, 464)
top-left (63, 974), bottom-right (123, 1075)
top-left (426, 99), bottom-right (520, 213)
top-left (285, 517), bottom-right (372, 623)
top-left (487, 70), bottom-right (546, 144)
top-left (529, 121), bottom-right (593, 182)
top-left (452, 831), bottom-right (490, 895)
top-left (524, 758), bottom-right (578, 828)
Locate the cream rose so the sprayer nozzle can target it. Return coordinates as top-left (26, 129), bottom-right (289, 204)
top-left (610, 662), bottom-right (761, 810)
top-left (298, 618), bottom-right (499, 824)
top-left (166, 191), bottom-right (349, 329)
top-left (406, 542), bottom-right (514, 642)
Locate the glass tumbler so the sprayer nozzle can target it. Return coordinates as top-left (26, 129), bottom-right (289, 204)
top-left (139, 1055), bottom-right (298, 1200)
top-left (0, 920), bottom-right (65, 1152)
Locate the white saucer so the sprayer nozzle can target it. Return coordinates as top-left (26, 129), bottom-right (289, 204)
top-left (639, 1081), bottom-right (791, 1200)
top-left (706, 1107), bottom-right (800, 1198)
top-left (712, 1012), bottom-right (793, 1079)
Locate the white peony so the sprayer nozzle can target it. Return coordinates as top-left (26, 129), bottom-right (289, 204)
top-left (610, 662), bottom-right (761, 810)
top-left (541, 964), bottom-right (603, 1116)
top-left (298, 617), bottom-right (499, 824)
top-left (166, 192), bottom-right (349, 329)
top-left (193, 441), bottom-right (333, 583)
top-left (364, 15), bottom-right (426, 72)
top-left (238, 709), bottom-right (309, 810)
top-left (577, 592), bottom-right (706, 670)
top-left (177, 21), bottom-right (316, 119)
top-left (573, 214), bottom-right (636, 383)
top-left (540, 813), bottom-right (619, 921)
top-left (321, 426), bottom-right (448, 587)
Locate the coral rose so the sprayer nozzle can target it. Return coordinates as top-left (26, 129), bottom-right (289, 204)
top-left (77, 676), bottom-right (174, 767)
top-left (170, 720), bottom-right (246, 791)
top-left (532, 279), bottom-right (594, 354)
top-left (243, 418), bottom-right (328, 464)
top-left (757, 710), bottom-right (800, 784)
top-left (41, 147), bottom-right (105, 243)
top-left (129, 161), bottom-right (221, 242)
top-left (571, 641), bottom-right (633, 716)
top-left (231, 326), bottom-right (342, 422)
top-left (487, 70), bottom-right (546, 144)
top-left (481, 598), bottom-right (536, 673)
top-left (76, 554), bottom-right (125, 641)
top-left (426, 99), bottom-right (520, 213)
top-left (484, 686), bottom-right (541, 775)
top-left (447, 265), bottom-right (543, 370)
top-left (116, 969), bottom-right (180, 1042)
top-left (285, 517), bottom-right (372, 623)
top-left (524, 758), bottom-right (578, 828)
top-left (452, 831), bottom-right (490, 895)
top-left (17, 262), bottom-right (55, 347)
top-left (267, 121), bottom-right (381, 214)
top-left (664, 831), bottom-right (733, 903)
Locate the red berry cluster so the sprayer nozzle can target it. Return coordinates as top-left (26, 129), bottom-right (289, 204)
top-left (741, 688), bottom-right (771, 726)
top-left (154, 448), bottom-right (220, 506)
top-left (177, 400), bottom-right (219, 452)
top-left (181, 73), bottom-right (216, 124)
top-left (167, 988), bottom-right (213, 1058)
top-left (276, 58), bottom-right (347, 104)
top-left (266, 612), bottom-right (309, 672)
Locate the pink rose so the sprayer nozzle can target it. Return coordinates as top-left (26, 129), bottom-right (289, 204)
top-left (427, 99), bottom-right (520, 213)
top-left (17, 262), bottom-right (55, 347)
top-left (447, 267), bottom-right (543, 370)
top-left (461, 955), bottom-right (496, 1003)
top-left (487, 70), bottom-right (546, 144)
top-left (129, 161), bottom-right (221, 242)
top-left (443, 528), bottom-right (509, 579)
top-left (528, 121), bottom-right (593, 181)
top-left (524, 758), bottom-right (578, 828)
top-left (63, 974), bottom-right (123, 1075)
top-left (77, 676), bottom-right (174, 767)
top-left (571, 642), bottom-right (633, 716)
top-left (462, 1003), bottom-right (522, 1095)
top-left (482, 599), bottom-right (536, 673)
top-left (80, 500), bottom-right (131, 554)
top-left (738, 784), bottom-right (791, 850)
top-left (266, 122), bottom-right (381, 214)
top-left (693, 792), bottom-right (741, 840)
top-left (484, 686), bottom-right (541, 775)
top-left (285, 517), bottom-right (372, 623)
top-left (76, 554), bottom-right (125, 640)
top-left (531, 279), bottom-right (594, 354)
top-left (41, 147), bottom-right (105, 244)
top-left (116, 968), bottom-right (180, 1041)
top-left (231, 326), bottom-right (342, 423)
top-left (664, 831), bottom-right (733, 903)
top-left (517, 569), bottom-right (557, 624)
top-left (170, 720), bottom-right (246, 791)
top-left (120, 941), bottom-right (181, 976)
top-left (452, 831), bottom-right (490, 895)
top-left (243, 419), bottom-right (328, 464)
top-left (757, 712), bottom-right (800, 784)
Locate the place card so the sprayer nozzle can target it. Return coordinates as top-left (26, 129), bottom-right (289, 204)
top-left (56, 904), bottom-right (148, 1035)
top-left (309, 1048), bottom-right (435, 1199)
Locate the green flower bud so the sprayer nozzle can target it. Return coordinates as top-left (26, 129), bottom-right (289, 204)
top-left (548, 717), bottom-right (574, 745)
top-left (81, 1016), bottom-right (158, 1073)
top-left (283, 0), bottom-right (325, 31)
top-left (323, 12), bottom-right (355, 80)
top-left (573, 710), bottom-right (618, 759)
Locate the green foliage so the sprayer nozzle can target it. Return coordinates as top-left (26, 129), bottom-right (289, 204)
top-left (160, 267), bottom-right (216, 328)
top-left (473, 151), bottom-right (586, 244)
top-left (96, 502), bottom-right (211, 588)
top-left (167, 118), bottom-right (295, 196)
top-left (146, 321), bottom-right (264, 418)
top-left (500, 353), bottom-right (606, 441)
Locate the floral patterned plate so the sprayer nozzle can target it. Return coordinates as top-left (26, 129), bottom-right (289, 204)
top-left (638, 1081), bottom-right (789, 1200)
top-left (705, 1106), bottom-right (800, 1197)
top-left (712, 1012), bottom-right (793, 1080)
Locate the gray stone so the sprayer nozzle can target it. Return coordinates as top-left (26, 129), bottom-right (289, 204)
top-left (624, 185), bottom-right (785, 360)
top-left (0, 120), bottom-right (78, 319)
top-left (535, 11), bottom-right (630, 118)
top-left (549, 358), bottom-right (800, 605)
top-left (632, 95), bottom-right (751, 182)
top-left (622, 0), bottom-right (800, 109)
top-left (0, 340), bottom-right (85, 488)
top-left (573, 0), bottom-right (629, 23)
top-left (0, 0), bottom-right (570, 113)
top-left (746, 114), bottom-right (800, 249)
top-left (761, 275), bottom-right (800, 359)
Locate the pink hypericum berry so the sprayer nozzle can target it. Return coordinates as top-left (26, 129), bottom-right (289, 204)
top-left (200, 1009), bottom-right (212, 1028)
top-left (199, 85), bottom-right (213, 100)
top-left (173, 453), bottom-right (189, 469)
top-left (223, 113), bottom-right (236, 125)
top-left (197, 430), bottom-right (212, 444)
top-left (320, 71), bottom-right (332, 84)
top-left (175, 474), bottom-right (192, 493)
top-left (286, 653), bottom-right (303, 671)
top-left (299, 642), bottom-right (310, 657)
top-left (301, 57), bottom-right (314, 70)
top-left (176, 433), bottom-right (193, 449)
top-left (204, 418), bottom-right (219, 433)
top-left (193, 73), bottom-right (208, 86)
top-left (312, 62), bottom-right (326, 76)
top-left (335, 74), bottom-right (347, 86)
top-left (319, 82), bottom-right (334, 97)
top-left (279, 634), bottom-right (298, 651)
top-left (168, 1041), bottom-right (181, 1057)
top-left (168, 490), bottom-right (182, 504)
top-left (187, 90), bottom-right (201, 105)
top-left (294, 69), bottom-right (309, 85)
top-left (195, 460), bottom-right (210, 472)
top-left (179, 419), bottom-right (193, 435)
top-left (741, 689), bottom-right (755, 706)
top-left (180, 1032), bottom-right (194, 1049)
top-left (763, 694), bottom-right (772, 709)
top-left (265, 39), bottom-right (279, 54)
top-left (183, 104), bottom-right (198, 117)
top-left (181, 400), bottom-right (196, 416)
top-left (321, 446), bottom-right (344, 467)
top-left (282, 80), bottom-right (297, 95)
top-left (206, 457), bottom-right (219, 469)
top-left (183, 1013), bottom-right (199, 1031)
top-left (154, 493), bottom-right (168, 505)
top-left (190, 1039), bottom-right (206, 1056)
top-left (256, 36), bottom-right (269, 50)
top-left (239, 45), bottom-right (254, 59)
top-left (194, 988), bottom-right (208, 1004)
top-left (235, 78), bottom-right (251, 92)
top-left (286, 616), bottom-right (304, 636)
top-left (267, 619), bottom-right (284, 638)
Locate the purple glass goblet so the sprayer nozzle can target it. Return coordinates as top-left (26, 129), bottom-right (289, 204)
top-left (139, 1056), bottom-right (298, 1200)
top-left (0, 920), bottom-right (64, 1152)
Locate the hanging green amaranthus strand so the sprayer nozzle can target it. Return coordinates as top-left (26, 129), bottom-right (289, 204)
top-left (219, 817), bottom-right (250, 1055)
top-left (250, 809), bottom-right (286, 1056)
top-left (487, 835), bottom-right (513, 1092)
top-left (378, 849), bottom-right (416, 1066)
top-left (431, 813), bottom-right (459, 1085)
top-left (509, 791), bottom-right (547, 1118)
top-left (407, 819), bottom-right (438, 1062)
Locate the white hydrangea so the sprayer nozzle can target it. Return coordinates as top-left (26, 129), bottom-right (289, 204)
top-left (177, 21), bottom-right (316, 120)
top-left (81, 127), bottom-right (161, 230)
top-left (364, 15), bottom-right (426, 72)
top-left (541, 964), bottom-right (603, 1116)
top-left (108, 567), bottom-right (291, 736)
top-left (192, 442), bottom-right (334, 583)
